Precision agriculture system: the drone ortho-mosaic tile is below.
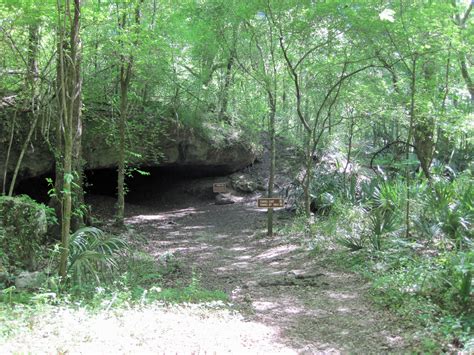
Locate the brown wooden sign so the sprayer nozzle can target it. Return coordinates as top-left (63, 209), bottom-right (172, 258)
top-left (213, 183), bottom-right (227, 193)
top-left (257, 198), bottom-right (284, 208)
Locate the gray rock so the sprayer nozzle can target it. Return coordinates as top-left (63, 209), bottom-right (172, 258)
top-left (15, 271), bottom-right (46, 290)
top-left (215, 193), bottom-right (235, 205)
top-left (0, 196), bottom-right (49, 270)
top-left (231, 173), bottom-right (258, 193)
top-left (0, 271), bottom-right (9, 284)
top-left (0, 118), bottom-right (257, 186)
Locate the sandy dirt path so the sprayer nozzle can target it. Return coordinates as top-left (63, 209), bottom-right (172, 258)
top-left (125, 187), bottom-right (410, 353)
top-left (2, 186), bottom-right (412, 354)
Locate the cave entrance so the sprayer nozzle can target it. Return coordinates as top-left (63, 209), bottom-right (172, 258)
top-left (14, 172), bottom-right (51, 204)
top-left (13, 165), bottom-right (227, 208)
top-left (85, 165), bottom-right (226, 208)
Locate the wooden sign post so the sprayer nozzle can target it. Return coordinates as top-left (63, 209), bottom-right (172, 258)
top-left (257, 198), bottom-right (284, 208)
top-left (257, 198), bottom-right (284, 237)
top-left (213, 183), bottom-right (227, 193)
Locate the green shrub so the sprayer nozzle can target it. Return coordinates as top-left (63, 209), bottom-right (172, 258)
top-left (316, 172), bottom-right (473, 350)
top-left (67, 227), bottom-right (128, 286)
top-left (0, 195), bottom-right (55, 271)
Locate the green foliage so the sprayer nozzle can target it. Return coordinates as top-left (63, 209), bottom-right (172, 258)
top-left (368, 249), bottom-right (473, 349)
top-left (0, 0), bottom-right (473, 350)
top-left (0, 195), bottom-right (55, 271)
top-left (314, 172), bottom-right (474, 350)
top-left (366, 209), bottom-right (399, 251)
top-left (67, 227), bottom-right (128, 286)
top-left (1, 244), bottom-right (227, 310)
top-left (153, 275), bottom-right (228, 304)
top-left (418, 174), bottom-right (473, 248)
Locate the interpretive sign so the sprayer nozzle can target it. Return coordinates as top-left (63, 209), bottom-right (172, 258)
top-left (257, 198), bottom-right (284, 208)
top-left (213, 183), bottom-right (227, 193)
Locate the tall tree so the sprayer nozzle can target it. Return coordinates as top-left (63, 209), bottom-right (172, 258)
top-left (56, 0), bottom-right (82, 279)
top-left (270, 1), bottom-right (373, 217)
top-left (115, 0), bottom-right (143, 226)
top-left (237, 9), bottom-right (279, 236)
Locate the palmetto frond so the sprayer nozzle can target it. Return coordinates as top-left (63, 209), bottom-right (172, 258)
top-left (68, 227), bottom-right (128, 286)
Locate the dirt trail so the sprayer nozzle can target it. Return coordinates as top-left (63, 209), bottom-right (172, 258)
top-left (124, 186), bottom-right (410, 353)
top-left (2, 184), bottom-right (412, 354)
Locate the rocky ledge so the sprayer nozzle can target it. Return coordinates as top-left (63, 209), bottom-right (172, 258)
top-left (0, 118), bottom-right (257, 186)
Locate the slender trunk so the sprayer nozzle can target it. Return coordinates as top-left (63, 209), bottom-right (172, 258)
top-left (50, 9), bottom-right (65, 237)
top-left (2, 110), bottom-right (17, 195)
top-left (71, 41), bottom-right (84, 230)
top-left (59, 129), bottom-right (73, 278)
top-left (282, 83), bottom-right (287, 132)
top-left (57, 0), bottom-right (81, 279)
top-left (267, 95), bottom-right (276, 237)
top-left (52, 105), bottom-right (64, 232)
top-left (8, 114), bottom-right (40, 196)
top-left (151, 0), bottom-right (157, 28)
top-left (304, 142), bottom-right (312, 217)
top-left (459, 56), bottom-right (474, 105)
top-left (453, 2), bottom-right (473, 103)
top-left (405, 57), bottom-right (416, 239)
top-left (7, 22), bottom-right (40, 196)
top-left (218, 52), bottom-right (235, 123)
top-left (343, 114), bottom-right (355, 190)
top-left (116, 64), bottom-right (129, 224)
top-left (26, 23), bottom-right (39, 92)
top-left (115, 0), bottom-right (142, 225)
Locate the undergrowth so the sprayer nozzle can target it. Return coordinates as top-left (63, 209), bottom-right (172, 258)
top-left (295, 171), bottom-right (473, 353)
top-left (0, 229), bottom-right (228, 343)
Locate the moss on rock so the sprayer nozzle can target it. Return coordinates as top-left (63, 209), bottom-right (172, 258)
top-left (0, 195), bottom-right (52, 271)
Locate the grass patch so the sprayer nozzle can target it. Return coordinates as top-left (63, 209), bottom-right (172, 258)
top-left (0, 248), bottom-right (229, 343)
top-left (325, 247), bottom-right (474, 353)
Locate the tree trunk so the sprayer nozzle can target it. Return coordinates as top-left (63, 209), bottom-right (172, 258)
top-left (267, 94), bottom-right (276, 237)
top-left (57, 0), bottom-right (82, 279)
top-left (8, 114), bottom-right (40, 196)
top-left (115, 0), bottom-right (142, 225)
top-left (303, 142), bottom-right (312, 217)
top-left (116, 62), bottom-right (130, 225)
top-left (343, 114), bottom-right (355, 191)
top-left (218, 52), bottom-right (235, 124)
top-left (6, 22), bottom-right (40, 196)
top-left (71, 30), bottom-right (84, 231)
top-left (459, 56), bottom-right (474, 105)
top-left (414, 119), bottom-right (434, 181)
top-left (405, 56), bottom-right (417, 240)
top-left (2, 110), bottom-right (17, 195)
top-left (59, 127), bottom-right (73, 279)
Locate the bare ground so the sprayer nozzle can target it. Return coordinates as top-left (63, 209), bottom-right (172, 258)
top-left (118, 178), bottom-right (411, 353)
top-left (2, 178), bottom-right (413, 354)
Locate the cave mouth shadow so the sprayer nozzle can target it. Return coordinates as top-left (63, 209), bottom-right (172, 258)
top-left (13, 165), bottom-right (229, 206)
top-left (85, 165), bottom-right (227, 206)
top-left (13, 172), bottom-right (51, 204)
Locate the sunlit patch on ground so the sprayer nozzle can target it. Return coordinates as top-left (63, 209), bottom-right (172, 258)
top-left (127, 207), bottom-right (203, 225)
top-left (326, 292), bottom-right (358, 300)
top-left (255, 245), bottom-right (299, 260)
top-left (2, 304), bottom-right (295, 354)
top-left (79, 180), bottom-right (410, 353)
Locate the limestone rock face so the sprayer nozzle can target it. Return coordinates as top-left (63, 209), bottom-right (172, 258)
top-left (215, 193), bottom-right (235, 205)
top-left (0, 270), bottom-right (8, 284)
top-left (15, 271), bottom-right (46, 290)
top-left (230, 173), bottom-right (263, 193)
top-left (0, 196), bottom-right (49, 270)
top-left (0, 118), bottom-right (257, 186)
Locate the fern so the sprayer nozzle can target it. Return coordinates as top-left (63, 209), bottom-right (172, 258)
top-left (68, 227), bottom-right (128, 286)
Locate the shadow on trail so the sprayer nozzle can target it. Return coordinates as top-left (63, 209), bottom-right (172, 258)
top-left (121, 189), bottom-right (409, 353)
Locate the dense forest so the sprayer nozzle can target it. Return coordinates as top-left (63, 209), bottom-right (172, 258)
top-left (0, 0), bottom-right (473, 353)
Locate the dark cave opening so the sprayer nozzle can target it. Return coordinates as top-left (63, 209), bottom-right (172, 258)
top-left (87, 166), bottom-right (224, 201)
top-left (13, 165), bottom-right (229, 206)
top-left (14, 172), bottom-right (52, 204)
